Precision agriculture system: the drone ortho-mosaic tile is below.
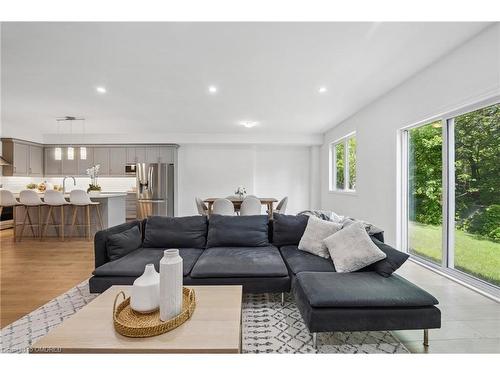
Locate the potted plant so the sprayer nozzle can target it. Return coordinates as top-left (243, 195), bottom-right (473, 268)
top-left (235, 186), bottom-right (247, 199)
top-left (86, 164), bottom-right (102, 195)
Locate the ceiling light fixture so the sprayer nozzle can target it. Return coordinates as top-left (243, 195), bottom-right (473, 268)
top-left (96, 86), bottom-right (107, 94)
top-left (54, 147), bottom-right (62, 161)
top-left (318, 86), bottom-right (327, 94)
top-left (55, 116), bottom-right (85, 160)
top-left (67, 146), bottom-right (75, 161)
top-left (67, 119), bottom-right (74, 160)
top-left (208, 85), bottom-right (218, 94)
top-left (239, 121), bottom-right (259, 128)
top-left (55, 120), bottom-right (62, 160)
top-left (80, 119), bottom-right (87, 160)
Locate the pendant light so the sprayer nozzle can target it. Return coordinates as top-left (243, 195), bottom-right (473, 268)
top-left (55, 147), bottom-right (62, 160)
top-left (80, 119), bottom-right (87, 160)
top-left (55, 116), bottom-right (85, 160)
top-left (55, 119), bottom-right (62, 160)
top-left (67, 119), bottom-right (74, 160)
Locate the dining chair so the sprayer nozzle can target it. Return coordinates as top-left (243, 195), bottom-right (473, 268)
top-left (19, 189), bottom-right (45, 241)
top-left (0, 189), bottom-right (20, 241)
top-left (69, 189), bottom-right (103, 240)
top-left (275, 196), bottom-right (288, 214)
top-left (212, 198), bottom-right (235, 216)
top-left (240, 196), bottom-right (262, 216)
top-left (195, 197), bottom-right (208, 216)
top-left (43, 190), bottom-right (68, 240)
top-left (225, 195), bottom-right (256, 215)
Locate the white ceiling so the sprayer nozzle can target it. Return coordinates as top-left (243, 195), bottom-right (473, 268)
top-left (0, 22), bottom-right (491, 143)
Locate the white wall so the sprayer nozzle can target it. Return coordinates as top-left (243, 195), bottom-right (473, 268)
top-left (320, 24), bottom-right (500, 247)
top-left (178, 144), bottom-right (317, 216)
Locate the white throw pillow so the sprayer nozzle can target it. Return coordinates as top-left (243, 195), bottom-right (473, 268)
top-left (298, 216), bottom-right (342, 258)
top-left (323, 222), bottom-right (387, 272)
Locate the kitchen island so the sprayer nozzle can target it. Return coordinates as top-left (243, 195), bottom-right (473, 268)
top-left (12, 192), bottom-right (127, 239)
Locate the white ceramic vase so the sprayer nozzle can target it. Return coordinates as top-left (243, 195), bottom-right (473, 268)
top-left (159, 249), bottom-right (183, 322)
top-left (130, 264), bottom-right (160, 313)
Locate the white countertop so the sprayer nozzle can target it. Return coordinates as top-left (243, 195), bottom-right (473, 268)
top-left (12, 191), bottom-right (127, 198)
top-left (87, 193), bottom-right (127, 198)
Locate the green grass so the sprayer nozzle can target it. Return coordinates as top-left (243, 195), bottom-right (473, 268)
top-left (409, 222), bottom-right (500, 287)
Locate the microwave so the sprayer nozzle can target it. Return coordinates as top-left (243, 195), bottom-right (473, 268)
top-left (125, 164), bottom-right (137, 175)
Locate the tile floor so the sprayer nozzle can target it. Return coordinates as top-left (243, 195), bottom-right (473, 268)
top-left (393, 260), bottom-right (500, 353)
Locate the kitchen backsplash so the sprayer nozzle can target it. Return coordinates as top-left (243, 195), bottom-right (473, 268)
top-left (0, 176), bottom-right (136, 193)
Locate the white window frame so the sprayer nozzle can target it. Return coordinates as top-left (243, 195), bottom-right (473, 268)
top-left (329, 132), bottom-right (356, 193)
top-left (400, 95), bottom-right (500, 297)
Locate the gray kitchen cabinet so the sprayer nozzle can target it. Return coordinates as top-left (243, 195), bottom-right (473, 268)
top-left (135, 147), bottom-right (146, 163)
top-left (2, 138), bottom-right (178, 177)
top-left (1, 138), bottom-right (46, 176)
top-left (109, 147), bottom-right (127, 175)
top-left (159, 147), bottom-right (175, 163)
top-left (61, 148), bottom-right (78, 175)
top-left (44, 147), bottom-right (62, 176)
top-left (12, 142), bottom-right (29, 175)
top-left (126, 147), bottom-right (136, 163)
top-left (93, 147), bottom-right (110, 176)
top-left (78, 147), bottom-right (95, 176)
top-left (29, 145), bottom-right (43, 176)
top-left (145, 146), bottom-right (160, 163)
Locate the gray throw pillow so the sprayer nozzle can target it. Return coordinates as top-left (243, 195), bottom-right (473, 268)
top-left (298, 216), bottom-right (342, 258)
top-left (323, 222), bottom-right (386, 272)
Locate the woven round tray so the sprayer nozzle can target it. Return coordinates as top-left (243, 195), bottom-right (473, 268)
top-left (113, 287), bottom-right (196, 338)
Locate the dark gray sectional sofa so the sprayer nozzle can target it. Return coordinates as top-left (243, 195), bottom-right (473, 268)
top-left (89, 213), bottom-right (441, 348)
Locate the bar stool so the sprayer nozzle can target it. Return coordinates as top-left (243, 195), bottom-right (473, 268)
top-left (69, 190), bottom-right (103, 240)
top-left (0, 189), bottom-right (21, 241)
top-left (42, 190), bottom-right (69, 241)
top-left (19, 189), bottom-right (45, 241)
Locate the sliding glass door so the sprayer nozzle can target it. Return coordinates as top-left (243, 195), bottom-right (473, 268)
top-left (407, 121), bottom-right (443, 265)
top-left (404, 101), bottom-right (500, 290)
top-left (453, 104), bottom-right (500, 287)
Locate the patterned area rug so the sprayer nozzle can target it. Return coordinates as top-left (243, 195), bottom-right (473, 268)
top-left (1, 281), bottom-right (408, 354)
top-left (243, 293), bottom-right (408, 353)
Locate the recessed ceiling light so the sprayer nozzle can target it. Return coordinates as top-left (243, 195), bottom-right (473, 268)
top-left (318, 86), bottom-right (327, 94)
top-left (96, 86), bottom-right (107, 94)
top-left (239, 121), bottom-right (259, 128)
top-left (208, 85), bottom-right (218, 94)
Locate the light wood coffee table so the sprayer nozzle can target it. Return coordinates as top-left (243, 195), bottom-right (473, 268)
top-left (30, 285), bottom-right (243, 353)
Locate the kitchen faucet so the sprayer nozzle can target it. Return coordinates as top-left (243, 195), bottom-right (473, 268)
top-left (63, 176), bottom-right (76, 194)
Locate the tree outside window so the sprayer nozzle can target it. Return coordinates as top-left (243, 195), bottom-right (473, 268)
top-left (330, 133), bottom-right (356, 192)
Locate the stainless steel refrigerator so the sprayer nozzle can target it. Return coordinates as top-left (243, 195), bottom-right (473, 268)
top-left (136, 163), bottom-right (174, 218)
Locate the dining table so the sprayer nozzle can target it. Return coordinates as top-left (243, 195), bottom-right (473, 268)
top-left (203, 197), bottom-right (278, 217)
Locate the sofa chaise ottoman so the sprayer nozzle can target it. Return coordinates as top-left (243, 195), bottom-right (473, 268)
top-left (293, 271), bottom-right (441, 348)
